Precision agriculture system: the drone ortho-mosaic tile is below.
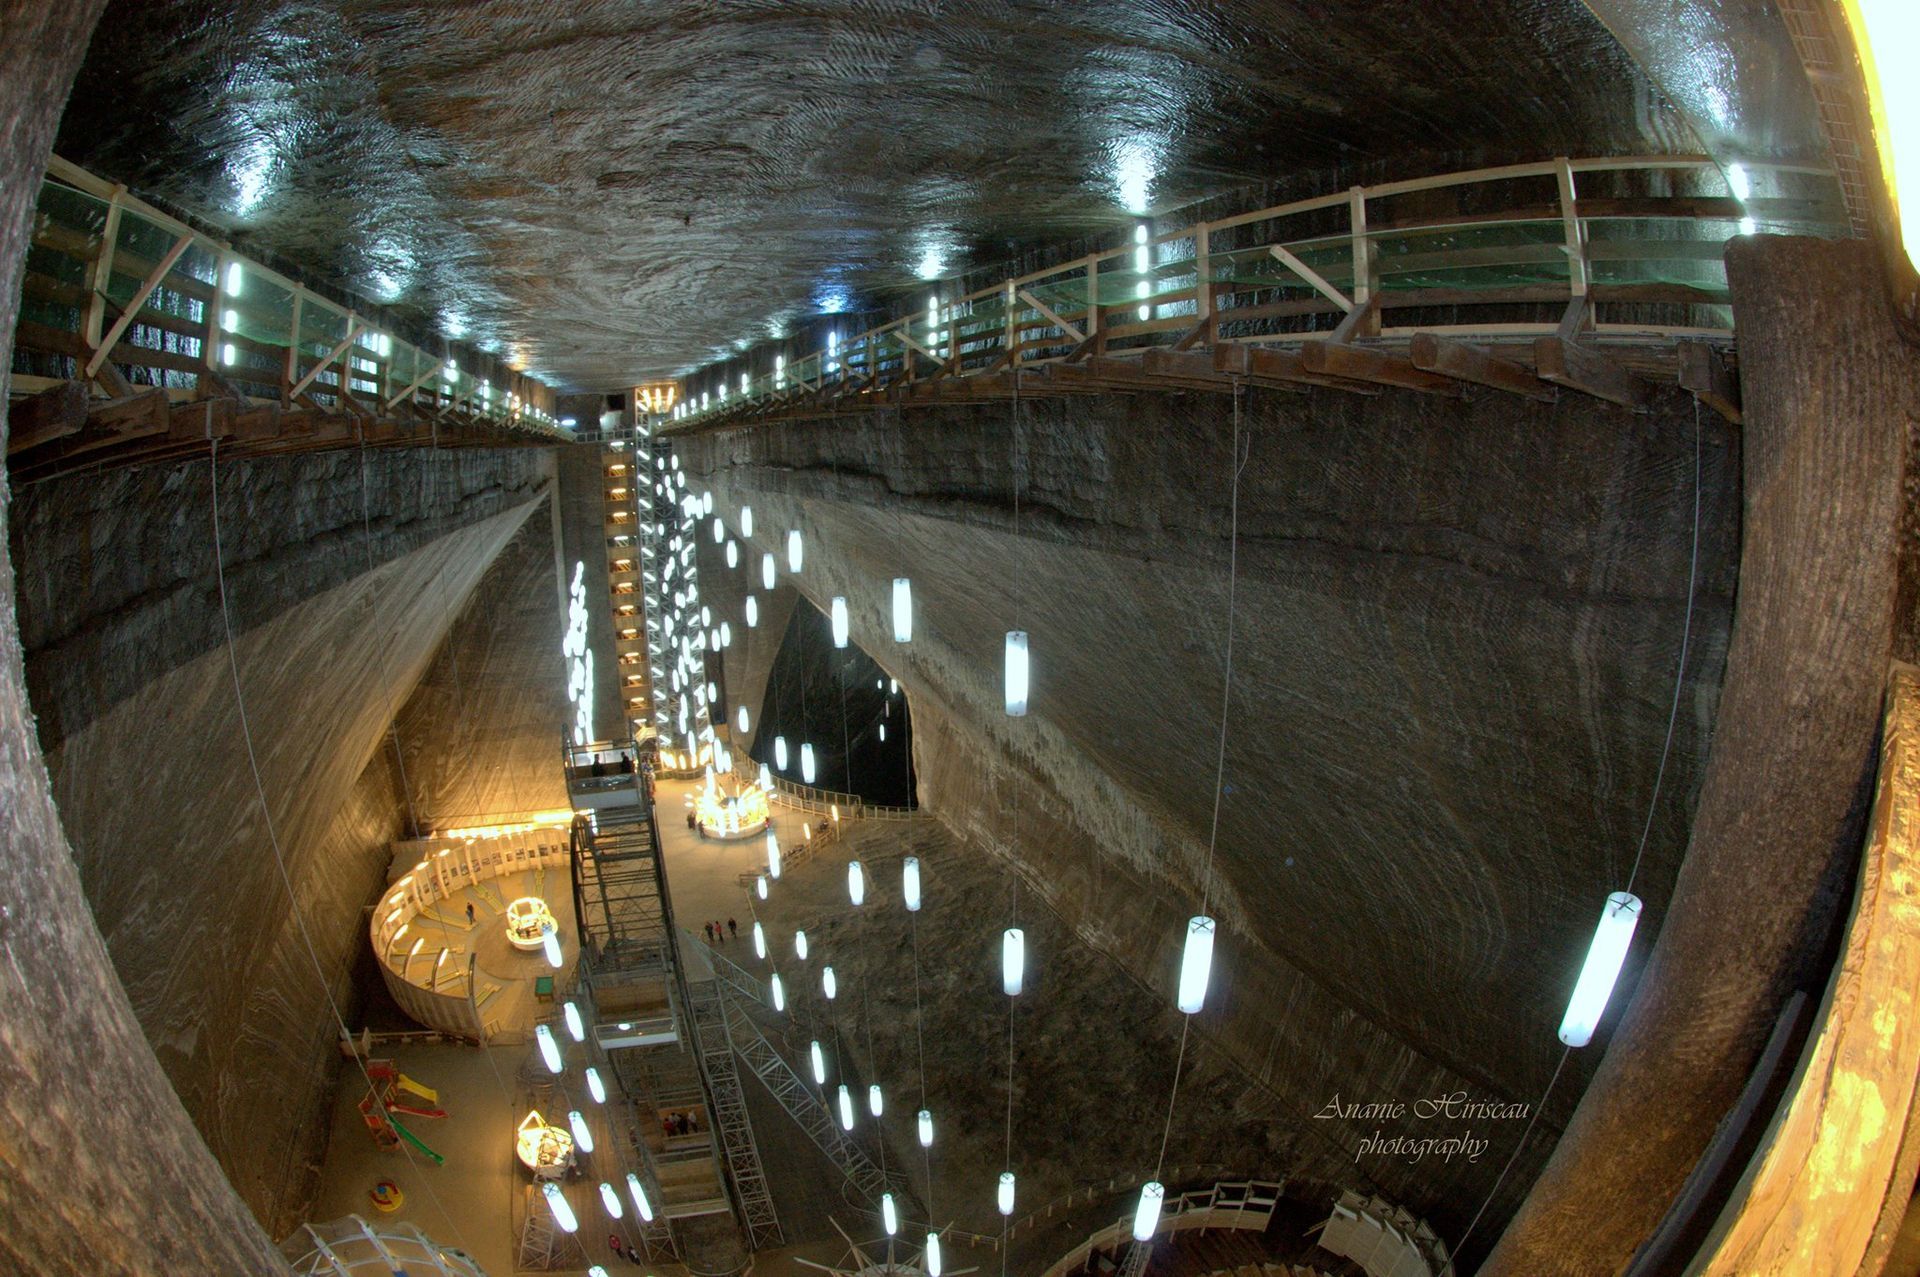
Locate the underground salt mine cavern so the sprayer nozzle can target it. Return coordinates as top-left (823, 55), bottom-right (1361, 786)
top-left (3, 2), bottom-right (1920, 1275)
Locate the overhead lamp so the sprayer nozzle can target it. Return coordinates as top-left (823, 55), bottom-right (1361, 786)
top-left (1005, 631), bottom-right (1029, 716)
top-left (848, 859), bottom-right (866, 906)
top-left (753, 921), bottom-right (767, 959)
top-left (767, 832), bottom-right (782, 879)
top-left (536, 1024), bottom-right (563, 1073)
top-left (585, 1067), bottom-right (606, 1104)
top-left (1177, 916), bottom-right (1216, 1014)
top-left (868, 1083), bottom-right (884, 1117)
top-left (726, 540), bottom-right (739, 568)
top-left (626, 1172), bottom-right (655, 1222)
top-left (882, 1192), bottom-right (899, 1236)
top-left (810, 1039), bottom-right (828, 1085)
top-left (1558, 891), bottom-right (1642, 1047)
top-left (598, 1181), bottom-right (622, 1219)
top-left (563, 1001), bottom-right (586, 1041)
top-left (542, 1181), bottom-right (578, 1233)
top-left (569, 1109), bottom-right (595, 1154)
top-left (917, 1108), bottom-right (934, 1147)
top-left (543, 930), bottom-right (563, 969)
top-left (893, 577), bottom-right (913, 641)
top-left (831, 596), bottom-right (849, 648)
top-left (837, 1085), bottom-right (856, 1131)
top-left (1003, 927), bottom-right (1025, 996)
top-left (774, 735), bottom-right (788, 770)
top-left (762, 552), bottom-right (776, 590)
top-left (1132, 1181), bottom-right (1164, 1241)
top-left (224, 261), bottom-right (244, 295)
top-left (999, 1171), bottom-right (1017, 1216)
top-left (903, 856), bottom-right (922, 912)
top-left (741, 506), bottom-right (754, 536)
top-left (801, 743), bottom-right (817, 784)
top-left (756, 874), bottom-right (769, 900)
top-left (787, 529), bottom-right (803, 573)
top-left (771, 973), bottom-right (786, 1012)
top-left (822, 965), bottom-right (837, 999)
top-left (926, 1231), bottom-right (943, 1276)
top-left (746, 595), bottom-right (758, 627)
top-left (737, 705), bottom-right (749, 732)
top-left (795, 929), bottom-right (810, 960)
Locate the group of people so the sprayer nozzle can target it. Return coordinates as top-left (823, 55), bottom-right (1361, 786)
top-left (701, 918), bottom-right (738, 944)
top-left (661, 1109), bottom-right (701, 1138)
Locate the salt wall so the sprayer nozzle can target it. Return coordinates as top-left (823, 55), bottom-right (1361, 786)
top-left (9, 446), bottom-right (550, 1238)
top-left (679, 374), bottom-right (1737, 1244)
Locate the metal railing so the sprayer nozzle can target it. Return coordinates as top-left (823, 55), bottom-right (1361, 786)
top-left (671, 154), bottom-right (1844, 426)
top-left (14, 155), bottom-right (562, 430)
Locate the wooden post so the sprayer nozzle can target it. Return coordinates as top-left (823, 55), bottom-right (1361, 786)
top-left (1084, 257), bottom-right (1100, 348)
top-left (1195, 222), bottom-right (1213, 329)
top-left (1348, 186), bottom-right (1373, 309)
top-left (82, 184), bottom-right (126, 357)
top-left (200, 248), bottom-right (231, 396)
top-left (1004, 279), bottom-right (1017, 366)
top-left (284, 286), bottom-right (305, 405)
top-left (1556, 156), bottom-right (1588, 299)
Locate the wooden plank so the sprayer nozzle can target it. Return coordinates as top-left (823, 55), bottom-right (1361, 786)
top-left (1533, 334), bottom-right (1654, 411)
top-left (1140, 348), bottom-right (1236, 390)
top-left (1297, 339), bottom-right (1463, 396)
top-left (4, 381), bottom-right (89, 453)
top-left (1016, 288), bottom-right (1087, 344)
top-left (1408, 333), bottom-right (1557, 402)
top-left (1211, 343), bottom-right (1367, 395)
top-left (1678, 340), bottom-right (1742, 424)
top-left (1266, 244), bottom-right (1352, 312)
top-left (85, 231), bottom-right (194, 378)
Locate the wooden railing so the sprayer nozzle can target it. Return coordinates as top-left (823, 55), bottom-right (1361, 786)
top-left (668, 155), bottom-right (1843, 427)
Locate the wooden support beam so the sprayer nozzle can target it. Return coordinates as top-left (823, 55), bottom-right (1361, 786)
top-left (1298, 339), bottom-right (1463, 396)
top-left (1268, 244), bottom-right (1352, 312)
top-left (1140, 348), bottom-right (1235, 390)
top-left (1170, 318), bottom-right (1212, 352)
top-left (5, 381), bottom-right (89, 454)
top-left (1016, 289), bottom-right (1086, 344)
top-left (384, 362), bottom-right (441, 409)
top-left (1533, 334), bottom-right (1655, 411)
top-left (1408, 333), bottom-right (1557, 401)
top-left (84, 232), bottom-right (194, 379)
top-left (1679, 340), bottom-right (1742, 424)
top-left (1211, 343), bottom-right (1363, 395)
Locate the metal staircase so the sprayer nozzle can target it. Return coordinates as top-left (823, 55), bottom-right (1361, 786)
top-left (689, 977), bottom-right (784, 1248)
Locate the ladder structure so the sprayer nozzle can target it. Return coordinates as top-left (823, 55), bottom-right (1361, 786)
top-left (689, 976), bottom-right (784, 1248)
top-left (721, 986), bottom-right (919, 1218)
top-left (1117, 1241), bottom-right (1154, 1277)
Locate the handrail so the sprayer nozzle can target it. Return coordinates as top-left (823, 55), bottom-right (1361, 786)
top-left (1036, 1178), bottom-right (1284, 1277)
top-left (21, 154), bottom-right (563, 431)
top-left (667, 153), bottom-right (1845, 427)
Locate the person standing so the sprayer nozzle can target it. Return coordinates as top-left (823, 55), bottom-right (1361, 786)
top-left (727, 917), bottom-right (738, 939)
top-left (703, 922), bottom-right (715, 943)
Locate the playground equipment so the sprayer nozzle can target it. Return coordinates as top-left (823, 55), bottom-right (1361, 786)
top-left (358, 1060), bottom-right (448, 1167)
top-left (515, 1109), bottom-right (575, 1179)
top-left (368, 1180), bottom-right (404, 1213)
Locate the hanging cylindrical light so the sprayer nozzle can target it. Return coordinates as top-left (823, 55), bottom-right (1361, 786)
top-left (774, 735), bottom-right (788, 770)
top-left (1002, 927), bottom-right (1025, 996)
top-left (756, 874), bottom-right (769, 900)
top-left (737, 704), bottom-right (749, 732)
top-left (563, 1001), bottom-right (585, 1042)
top-left (847, 859), bottom-right (866, 906)
top-left (712, 517), bottom-right (725, 543)
top-left (831, 596), bottom-right (849, 648)
top-left (810, 1039), bottom-right (828, 1085)
top-left (767, 832), bottom-right (782, 880)
top-left (925, 1231), bottom-right (944, 1276)
top-left (903, 856), bottom-right (922, 911)
top-left (801, 743), bottom-right (817, 784)
top-left (598, 1180), bottom-right (623, 1219)
top-left (1177, 915), bottom-right (1217, 1014)
top-left (569, 1109), bottom-right (595, 1154)
top-left (762, 552), bottom-right (776, 590)
top-left (868, 1082), bottom-right (884, 1117)
top-left (882, 1191), bottom-right (899, 1236)
top-left (893, 577), bottom-right (913, 642)
top-left (543, 930), bottom-right (563, 969)
top-left (746, 595), bottom-right (759, 627)
top-left (917, 1108), bottom-right (934, 1147)
top-left (787, 529), bottom-right (803, 572)
top-left (536, 1024), bottom-right (563, 1073)
top-left (822, 965), bottom-right (837, 999)
top-left (725, 540), bottom-right (739, 569)
top-left (771, 973), bottom-right (786, 1012)
top-left (1005, 630), bottom-right (1029, 716)
top-left (1133, 1181), bottom-right (1165, 1241)
top-left (585, 1067), bottom-right (607, 1104)
top-left (795, 930), bottom-right (810, 960)
top-left (758, 763), bottom-right (773, 791)
top-left (879, 723), bottom-right (887, 742)
top-left (1558, 891), bottom-right (1643, 1047)
top-left (542, 1181), bottom-right (579, 1233)
top-left (741, 506), bottom-right (754, 536)
top-left (837, 1084), bottom-right (856, 1131)
top-left (998, 1171), bottom-right (1017, 1216)
top-left (626, 1172), bottom-right (655, 1222)
top-left (752, 921), bottom-right (767, 960)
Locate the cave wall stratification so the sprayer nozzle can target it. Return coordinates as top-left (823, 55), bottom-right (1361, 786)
top-left (679, 378), bottom-right (1735, 1242)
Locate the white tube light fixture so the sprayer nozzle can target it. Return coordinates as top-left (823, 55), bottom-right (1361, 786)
top-left (543, 1181), bottom-right (579, 1233)
top-left (756, 874), bottom-right (769, 900)
top-left (868, 1082), bottom-right (884, 1117)
top-left (1132, 1181), bottom-right (1164, 1241)
top-left (801, 743), bottom-right (816, 784)
top-left (626, 1172), bottom-right (654, 1222)
top-left (893, 577), bottom-right (912, 641)
top-left (837, 1084), bottom-right (855, 1131)
top-left (822, 965), bottom-right (837, 999)
top-left (810, 1039), bottom-right (828, 1085)
top-left (848, 859), bottom-right (866, 906)
top-left (998, 1171), bottom-right (1017, 1216)
top-left (882, 1191), bottom-right (899, 1236)
top-left (745, 595), bottom-right (758, 627)
top-left (585, 1067), bottom-right (607, 1104)
top-left (543, 930), bottom-right (563, 969)
top-left (767, 832), bottom-right (782, 879)
top-left (536, 1024), bottom-right (563, 1073)
top-left (725, 541), bottom-right (738, 569)
top-left (563, 1001), bottom-right (586, 1041)
top-left (753, 920), bottom-right (767, 959)
top-left (1558, 891), bottom-right (1643, 1047)
top-left (1005, 631), bottom-right (1029, 716)
top-left (917, 1108), bottom-right (934, 1147)
top-left (598, 1181), bottom-right (622, 1219)
top-left (762, 552), bottom-right (776, 590)
top-left (1002, 927), bottom-right (1025, 996)
top-left (774, 735), bottom-right (788, 770)
top-left (1177, 915), bottom-right (1216, 1014)
top-left (224, 261), bottom-right (244, 295)
top-left (712, 517), bottom-right (725, 543)
top-left (569, 1109), bottom-right (594, 1153)
top-left (771, 972), bottom-right (786, 1012)
top-left (926, 1231), bottom-right (944, 1276)
top-left (903, 856), bottom-right (922, 911)
top-left (831, 596), bottom-right (849, 647)
top-left (741, 506), bottom-right (753, 536)
top-left (795, 929), bottom-right (810, 960)
top-left (787, 529), bottom-right (803, 573)
top-left (737, 705), bottom-right (749, 732)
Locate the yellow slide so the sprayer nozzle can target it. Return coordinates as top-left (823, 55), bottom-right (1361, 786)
top-left (394, 1073), bottom-right (439, 1105)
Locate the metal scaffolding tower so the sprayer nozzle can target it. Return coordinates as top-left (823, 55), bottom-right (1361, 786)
top-left (689, 976), bottom-right (784, 1248)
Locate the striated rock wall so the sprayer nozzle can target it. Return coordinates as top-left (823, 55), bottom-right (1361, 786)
top-left (677, 375), bottom-right (1736, 1242)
